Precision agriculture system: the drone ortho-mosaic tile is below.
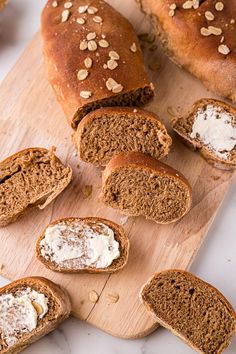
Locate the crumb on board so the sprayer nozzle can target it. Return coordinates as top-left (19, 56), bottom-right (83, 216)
top-left (89, 290), bottom-right (99, 303)
top-left (107, 292), bottom-right (120, 303)
top-left (82, 185), bottom-right (93, 198)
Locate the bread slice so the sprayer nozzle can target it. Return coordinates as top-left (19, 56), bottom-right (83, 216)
top-left (172, 99), bottom-right (236, 170)
top-left (140, 0), bottom-right (236, 102)
top-left (41, 0), bottom-right (154, 129)
top-left (36, 217), bottom-right (129, 274)
top-left (0, 148), bottom-right (72, 227)
top-left (140, 269), bottom-right (236, 354)
top-left (102, 152), bottom-right (192, 224)
top-left (75, 107), bottom-right (172, 166)
top-left (0, 276), bottom-right (71, 354)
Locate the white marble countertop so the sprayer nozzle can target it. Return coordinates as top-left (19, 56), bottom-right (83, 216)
top-left (0, 1), bottom-right (236, 353)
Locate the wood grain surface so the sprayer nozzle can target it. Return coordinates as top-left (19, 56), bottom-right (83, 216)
top-left (0, 0), bottom-right (235, 339)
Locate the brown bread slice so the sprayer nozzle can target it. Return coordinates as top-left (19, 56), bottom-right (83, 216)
top-left (102, 152), bottom-right (192, 224)
top-left (0, 148), bottom-right (72, 227)
top-left (75, 107), bottom-right (172, 166)
top-left (0, 277), bottom-right (71, 354)
top-left (140, 269), bottom-right (236, 354)
top-left (139, 0), bottom-right (236, 102)
top-left (36, 217), bottom-right (129, 274)
top-left (172, 99), bottom-right (236, 170)
top-left (41, 0), bottom-right (154, 129)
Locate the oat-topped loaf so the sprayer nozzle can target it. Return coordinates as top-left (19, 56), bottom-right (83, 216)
top-left (75, 107), bottom-right (172, 165)
top-left (140, 0), bottom-right (236, 102)
top-left (102, 152), bottom-right (192, 224)
top-left (36, 217), bottom-right (129, 273)
top-left (140, 270), bottom-right (236, 354)
top-left (0, 148), bottom-right (72, 227)
top-left (0, 277), bottom-right (71, 354)
top-left (41, 0), bottom-right (154, 129)
top-left (172, 99), bottom-right (236, 170)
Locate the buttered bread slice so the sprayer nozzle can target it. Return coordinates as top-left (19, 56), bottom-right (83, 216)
top-left (41, 0), bottom-right (154, 128)
top-left (36, 217), bottom-right (129, 273)
top-left (102, 152), bottom-right (192, 224)
top-left (172, 99), bottom-right (236, 170)
top-left (0, 277), bottom-right (71, 354)
top-left (0, 148), bottom-right (72, 227)
top-left (140, 270), bottom-right (236, 354)
top-left (75, 107), bottom-right (172, 165)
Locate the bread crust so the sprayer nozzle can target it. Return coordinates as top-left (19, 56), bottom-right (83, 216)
top-left (75, 106), bottom-right (172, 165)
top-left (41, 0), bottom-right (154, 128)
top-left (140, 269), bottom-right (236, 354)
top-left (102, 152), bottom-right (192, 224)
top-left (0, 277), bottom-right (71, 354)
top-left (36, 217), bottom-right (130, 274)
top-left (172, 98), bottom-right (236, 170)
top-left (140, 0), bottom-right (236, 102)
top-left (0, 147), bottom-right (72, 227)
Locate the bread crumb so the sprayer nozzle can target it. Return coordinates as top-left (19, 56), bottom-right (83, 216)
top-left (0, 263), bottom-right (4, 271)
top-left (76, 164), bottom-right (80, 169)
top-left (167, 106), bottom-right (178, 117)
top-left (107, 292), bottom-right (119, 303)
top-left (211, 175), bottom-right (220, 181)
top-left (120, 216), bottom-right (129, 225)
top-left (82, 185), bottom-right (93, 198)
top-left (148, 62), bottom-right (161, 71)
top-left (89, 290), bottom-right (99, 303)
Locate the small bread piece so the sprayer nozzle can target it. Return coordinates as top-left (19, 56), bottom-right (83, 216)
top-left (172, 99), bottom-right (236, 170)
top-left (0, 148), bottom-right (72, 227)
top-left (41, 0), bottom-right (154, 129)
top-left (102, 152), bottom-right (192, 224)
top-left (140, 0), bottom-right (236, 102)
top-left (140, 269), bottom-right (236, 354)
top-left (0, 277), bottom-right (71, 354)
top-left (36, 217), bottom-right (129, 274)
top-left (75, 107), bottom-right (172, 165)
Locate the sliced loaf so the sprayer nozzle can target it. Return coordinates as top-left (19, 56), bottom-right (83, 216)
top-left (140, 269), bottom-right (236, 354)
top-left (36, 217), bottom-right (129, 274)
top-left (0, 148), bottom-right (72, 227)
top-left (172, 99), bottom-right (236, 170)
top-left (41, 0), bottom-right (154, 129)
top-left (0, 276), bottom-right (71, 354)
top-left (102, 152), bottom-right (192, 224)
top-left (75, 107), bottom-right (172, 165)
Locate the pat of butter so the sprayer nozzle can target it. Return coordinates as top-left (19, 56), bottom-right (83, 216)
top-left (40, 221), bottom-right (120, 269)
top-left (0, 288), bottom-right (48, 347)
top-left (190, 105), bottom-right (236, 160)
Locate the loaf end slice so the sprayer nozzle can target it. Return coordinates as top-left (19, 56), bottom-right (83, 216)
top-left (76, 107), bottom-right (172, 165)
top-left (36, 217), bottom-right (129, 274)
top-left (102, 152), bottom-right (192, 224)
top-left (172, 99), bottom-right (236, 170)
top-left (140, 269), bottom-right (236, 354)
top-left (0, 276), bottom-right (71, 354)
top-left (41, 0), bottom-right (154, 128)
top-left (0, 148), bottom-right (72, 227)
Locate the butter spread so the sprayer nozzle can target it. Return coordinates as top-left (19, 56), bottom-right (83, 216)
top-left (0, 288), bottom-right (48, 348)
top-left (190, 105), bottom-right (236, 160)
top-left (40, 220), bottom-right (120, 269)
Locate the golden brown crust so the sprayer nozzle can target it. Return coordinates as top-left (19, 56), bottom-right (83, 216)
top-left (35, 217), bottom-right (130, 274)
top-left (140, 269), bottom-right (236, 354)
top-left (41, 0), bottom-right (154, 128)
top-left (140, 0), bottom-right (236, 102)
top-left (75, 106), bottom-right (172, 164)
top-left (0, 147), bottom-right (73, 227)
top-left (0, 277), bottom-right (71, 354)
top-left (172, 98), bottom-right (236, 170)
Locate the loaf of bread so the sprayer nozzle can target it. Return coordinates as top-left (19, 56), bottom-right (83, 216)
top-left (0, 148), bottom-right (72, 227)
top-left (41, 0), bottom-right (154, 129)
top-left (36, 217), bottom-right (129, 274)
top-left (172, 99), bottom-right (236, 170)
top-left (140, 269), bottom-right (236, 354)
top-left (140, 0), bottom-right (236, 102)
top-left (75, 107), bottom-right (172, 165)
top-left (0, 276), bottom-right (71, 354)
top-left (102, 152), bottom-right (192, 224)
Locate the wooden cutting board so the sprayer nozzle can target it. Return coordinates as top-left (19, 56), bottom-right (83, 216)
top-left (0, 0), bottom-right (235, 339)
